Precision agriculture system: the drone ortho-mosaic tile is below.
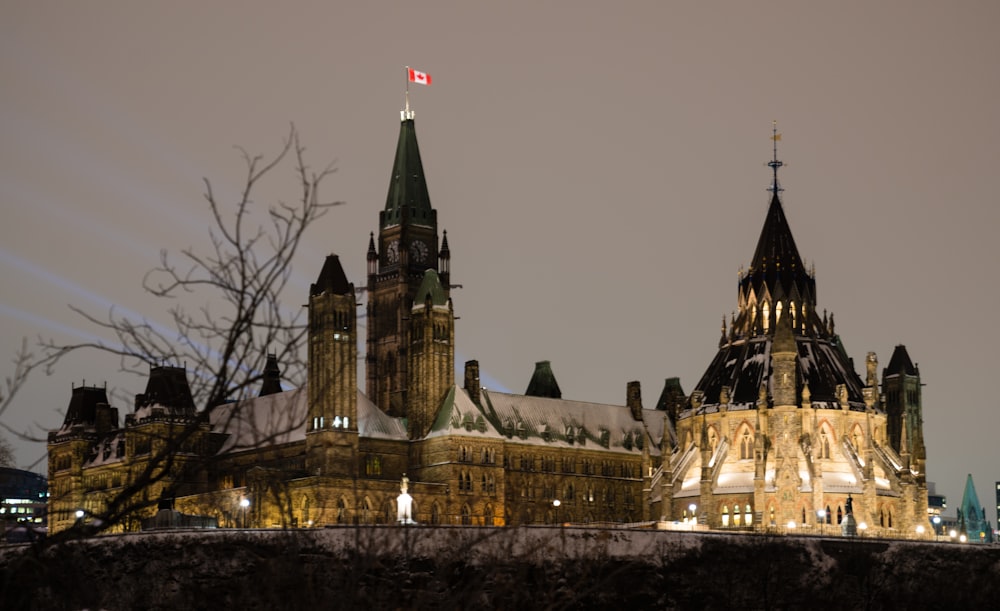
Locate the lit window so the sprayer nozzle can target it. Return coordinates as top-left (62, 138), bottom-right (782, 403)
top-left (722, 505), bottom-right (730, 527)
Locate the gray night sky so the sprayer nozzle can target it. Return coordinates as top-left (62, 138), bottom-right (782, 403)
top-left (2, 1), bottom-right (998, 516)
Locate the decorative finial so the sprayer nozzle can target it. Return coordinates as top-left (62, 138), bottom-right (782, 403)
top-left (768, 120), bottom-right (784, 195)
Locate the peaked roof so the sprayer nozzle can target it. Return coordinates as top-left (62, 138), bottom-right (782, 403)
top-left (380, 118), bottom-right (435, 230)
top-left (884, 344), bottom-right (919, 377)
top-left (525, 361), bottom-right (562, 399)
top-left (310, 255), bottom-right (352, 296)
top-left (414, 269), bottom-right (448, 306)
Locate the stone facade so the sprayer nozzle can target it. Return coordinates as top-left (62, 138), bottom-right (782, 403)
top-left (47, 116), bottom-right (930, 539)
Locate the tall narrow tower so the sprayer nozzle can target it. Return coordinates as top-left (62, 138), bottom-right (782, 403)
top-left (882, 345), bottom-right (926, 477)
top-left (406, 269), bottom-right (455, 439)
top-left (366, 112), bottom-right (450, 417)
top-left (306, 255), bottom-right (359, 476)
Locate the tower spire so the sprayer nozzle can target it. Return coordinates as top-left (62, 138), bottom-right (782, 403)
top-left (768, 120), bottom-right (784, 195)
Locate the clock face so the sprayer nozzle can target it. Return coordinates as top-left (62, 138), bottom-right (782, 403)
top-left (385, 240), bottom-right (400, 264)
top-left (409, 240), bottom-right (429, 263)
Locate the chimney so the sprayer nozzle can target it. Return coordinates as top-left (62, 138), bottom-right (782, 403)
top-left (464, 360), bottom-right (481, 405)
top-left (627, 381), bottom-right (643, 421)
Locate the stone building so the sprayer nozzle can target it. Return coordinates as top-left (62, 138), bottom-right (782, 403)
top-left (649, 144), bottom-right (930, 537)
top-left (47, 110), bottom-right (929, 538)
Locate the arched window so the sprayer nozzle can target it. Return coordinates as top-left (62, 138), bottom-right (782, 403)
top-left (740, 427), bottom-right (753, 459)
top-left (888, 509), bottom-right (893, 528)
top-left (336, 498), bottom-right (348, 524)
top-left (762, 302), bottom-right (770, 332)
top-left (837, 505), bottom-right (843, 525)
top-left (361, 498), bottom-right (372, 524)
top-left (745, 504), bottom-right (753, 526)
top-left (484, 504), bottom-right (494, 527)
top-left (461, 504), bottom-right (472, 526)
top-left (775, 300), bottom-right (783, 323)
top-left (825, 505), bottom-right (832, 524)
top-left (430, 502), bottom-right (442, 525)
top-left (722, 505), bottom-right (730, 527)
top-left (802, 508), bottom-right (807, 525)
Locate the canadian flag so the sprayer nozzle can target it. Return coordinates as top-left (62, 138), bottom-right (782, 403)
top-left (408, 68), bottom-right (432, 86)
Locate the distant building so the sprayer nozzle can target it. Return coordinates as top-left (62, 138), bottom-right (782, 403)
top-left (958, 474), bottom-right (993, 543)
top-left (47, 109), bottom-right (932, 539)
top-left (1, 467), bottom-right (47, 540)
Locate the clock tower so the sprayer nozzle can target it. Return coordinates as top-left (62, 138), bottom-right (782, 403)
top-left (366, 112), bottom-right (451, 417)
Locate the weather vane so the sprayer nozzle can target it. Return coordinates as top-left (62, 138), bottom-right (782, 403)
top-left (768, 120), bottom-right (784, 195)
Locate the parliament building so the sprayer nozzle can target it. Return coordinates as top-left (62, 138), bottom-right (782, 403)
top-left (47, 109), bottom-right (930, 538)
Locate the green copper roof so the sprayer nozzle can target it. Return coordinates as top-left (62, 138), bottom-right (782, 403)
top-left (380, 118), bottom-right (436, 230)
top-left (525, 360), bottom-right (562, 399)
top-left (414, 269), bottom-right (448, 306)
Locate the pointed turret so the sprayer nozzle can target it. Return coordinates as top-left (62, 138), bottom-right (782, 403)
top-left (367, 232), bottom-right (378, 277)
top-left (439, 229), bottom-right (451, 286)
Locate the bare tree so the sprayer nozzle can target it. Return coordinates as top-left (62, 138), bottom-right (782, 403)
top-left (6, 125), bottom-right (340, 538)
top-left (42, 125), bottom-right (338, 407)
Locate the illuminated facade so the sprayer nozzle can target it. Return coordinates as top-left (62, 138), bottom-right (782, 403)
top-left (47, 114), bottom-right (930, 539)
top-left (649, 143), bottom-right (930, 537)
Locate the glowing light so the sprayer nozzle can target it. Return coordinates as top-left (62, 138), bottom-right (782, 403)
top-left (916, 525), bottom-right (925, 534)
top-left (787, 520), bottom-right (796, 529)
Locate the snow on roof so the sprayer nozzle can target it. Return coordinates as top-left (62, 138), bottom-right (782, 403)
top-left (425, 386), bottom-right (667, 454)
top-left (357, 392), bottom-right (407, 440)
top-left (210, 387), bottom-right (406, 454)
top-left (210, 388), bottom-right (309, 454)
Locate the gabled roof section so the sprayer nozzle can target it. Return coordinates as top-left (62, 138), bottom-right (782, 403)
top-left (380, 118), bottom-right (435, 230)
top-left (414, 269), bottom-right (448, 306)
top-left (525, 360), bottom-right (562, 399)
top-left (310, 254), bottom-right (352, 297)
top-left (884, 345), bottom-right (918, 377)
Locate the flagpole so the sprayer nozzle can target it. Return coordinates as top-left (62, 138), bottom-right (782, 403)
top-left (403, 66), bottom-right (412, 120)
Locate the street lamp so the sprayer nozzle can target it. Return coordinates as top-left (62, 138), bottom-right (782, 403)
top-left (932, 515), bottom-right (942, 540)
top-left (688, 503), bottom-right (697, 526)
top-left (239, 498), bottom-right (250, 528)
top-left (817, 509), bottom-right (826, 535)
top-left (552, 499), bottom-right (561, 525)
top-left (916, 524), bottom-right (925, 538)
top-left (858, 521), bottom-right (868, 537)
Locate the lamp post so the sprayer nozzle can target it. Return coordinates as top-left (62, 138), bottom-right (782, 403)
top-left (932, 515), bottom-right (942, 540)
top-left (688, 503), bottom-right (697, 528)
top-left (915, 524), bottom-right (925, 540)
top-left (817, 509), bottom-right (826, 535)
top-left (552, 499), bottom-right (561, 526)
top-left (858, 521), bottom-right (868, 537)
top-left (239, 498), bottom-right (250, 529)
